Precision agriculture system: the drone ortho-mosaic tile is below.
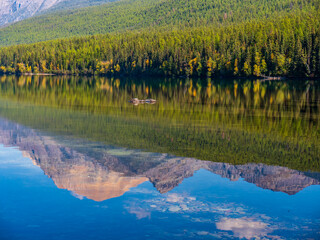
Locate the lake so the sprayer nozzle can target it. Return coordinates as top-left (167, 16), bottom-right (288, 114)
top-left (0, 75), bottom-right (319, 239)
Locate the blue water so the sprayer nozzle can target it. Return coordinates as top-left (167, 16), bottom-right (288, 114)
top-left (1, 143), bottom-right (319, 240)
top-left (0, 76), bottom-right (319, 239)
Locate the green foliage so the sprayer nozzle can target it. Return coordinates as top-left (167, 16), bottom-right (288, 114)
top-left (0, 11), bottom-right (319, 77)
top-left (0, 75), bottom-right (319, 171)
top-left (0, 0), bottom-right (318, 46)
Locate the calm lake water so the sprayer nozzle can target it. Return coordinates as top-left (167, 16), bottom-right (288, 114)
top-left (0, 75), bottom-right (319, 239)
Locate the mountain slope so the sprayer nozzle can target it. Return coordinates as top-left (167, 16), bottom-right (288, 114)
top-left (37, 0), bottom-right (117, 14)
top-left (0, 0), bottom-right (318, 46)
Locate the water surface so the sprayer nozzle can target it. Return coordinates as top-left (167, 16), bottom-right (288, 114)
top-left (0, 75), bottom-right (319, 239)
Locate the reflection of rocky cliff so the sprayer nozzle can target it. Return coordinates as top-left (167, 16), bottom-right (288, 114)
top-left (0, 119), bottom-right (148, 201)
top-left (147, 159), bottom-right (319, 195)
top-left (0, 117), bottom-right (319, 201)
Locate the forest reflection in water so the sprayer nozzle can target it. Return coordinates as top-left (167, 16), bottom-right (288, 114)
top-left (0, 75), bottom-right (319, 239)
top-left (0, 75), bottom-right (319, 171)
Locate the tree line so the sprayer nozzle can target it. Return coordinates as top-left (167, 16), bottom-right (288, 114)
top-left (0, 11), bottom-right (319, 78)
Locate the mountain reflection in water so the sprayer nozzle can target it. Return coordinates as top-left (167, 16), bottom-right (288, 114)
top-left (0, 76), bottom-right (319, 239)
top-left (0, 117), bottom-right (318, 202)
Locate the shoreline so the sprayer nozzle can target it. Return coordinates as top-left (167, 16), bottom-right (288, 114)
top-left (0, 72), bottom-right (319, 81)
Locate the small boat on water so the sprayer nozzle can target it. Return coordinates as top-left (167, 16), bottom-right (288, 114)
top-left (129, 98), bottom-right (156, 105)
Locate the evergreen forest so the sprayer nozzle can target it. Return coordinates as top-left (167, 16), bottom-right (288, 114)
top-left (0, 0), bottom-right (319, 78)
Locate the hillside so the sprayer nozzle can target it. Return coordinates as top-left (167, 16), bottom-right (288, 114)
top-left (0, 0), bottom-right (318, 46)
top-left (0, 11), bottom-right (319, 78)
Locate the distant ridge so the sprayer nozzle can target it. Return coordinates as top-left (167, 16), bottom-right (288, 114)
top-left (37, 0), bottom-right (117, 14)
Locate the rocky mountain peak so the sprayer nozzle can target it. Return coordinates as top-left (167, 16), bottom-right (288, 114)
top-left (0, 0), bottom-right (61, 26)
